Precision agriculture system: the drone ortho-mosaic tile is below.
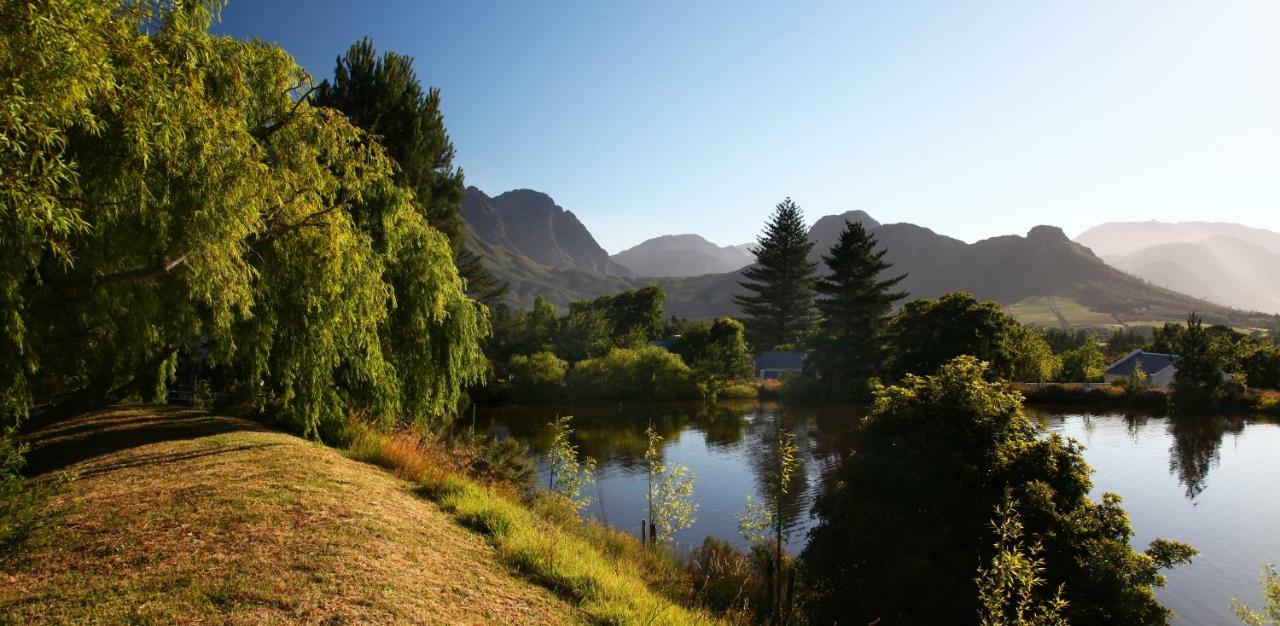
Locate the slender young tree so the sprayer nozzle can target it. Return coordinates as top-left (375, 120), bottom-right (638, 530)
top-left (735, 198), bottom-right (818, 351)
top-left (809, 220), bottom-right (906, 398)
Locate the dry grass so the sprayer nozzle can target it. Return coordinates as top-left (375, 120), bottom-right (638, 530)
top-left (1, 405), bottom-right (579, 625)
top-left (342, 423), bottom-right (720, 625)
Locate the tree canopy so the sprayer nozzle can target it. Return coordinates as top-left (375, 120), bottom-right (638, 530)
top-left (802, 356), bottom-right (1194, 626)
top-left (735, 198), bottom-right (817, 351)
top-left (1, 1), bottom-right (486, 436)
top-left (889, 292), bottom-right (1021, 379)
top-left (808, 219), bottom-right (906, 399)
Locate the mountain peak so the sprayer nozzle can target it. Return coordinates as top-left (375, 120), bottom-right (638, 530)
top-left (1027, 225), bottom-right (1070, 243)
top-left (462, 187), bottom-right (630, 277)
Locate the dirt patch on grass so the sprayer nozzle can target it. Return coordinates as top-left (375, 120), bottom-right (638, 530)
top-left (2, 405), bottom-right (579, 625)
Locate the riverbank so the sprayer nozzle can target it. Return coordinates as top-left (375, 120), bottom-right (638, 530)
top-left (2, 405), bottom-right (717, 625)
top-left (1018, 383), bottom-right (1280, 415)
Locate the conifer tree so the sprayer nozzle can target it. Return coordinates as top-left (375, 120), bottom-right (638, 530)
top-left (809, 220), bottom-right (905, 398)
top-left (314, 39), bottom-right (505, 307)
top-left (735, 198), bottom-right (818, 350)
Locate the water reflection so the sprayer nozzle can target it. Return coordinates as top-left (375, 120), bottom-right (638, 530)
top-left (1166, 415), bottom-right (1246, 500)
top-left (479, 403), bottom-right (1278, 625)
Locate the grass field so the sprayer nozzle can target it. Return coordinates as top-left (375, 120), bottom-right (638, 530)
top-left (2, 406), bottom-right (579, 625)
top-left (1006, 295), bottom-right (1124, 329)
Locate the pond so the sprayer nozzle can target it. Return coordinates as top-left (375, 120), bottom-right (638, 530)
top-left (472, 402), bottom-right (1280, 625)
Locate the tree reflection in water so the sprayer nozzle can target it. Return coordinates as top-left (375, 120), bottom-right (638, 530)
top-left (1166, 415), bottom-right (1246, 500)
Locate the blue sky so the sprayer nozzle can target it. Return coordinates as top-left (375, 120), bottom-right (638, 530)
top-left (215, 1), bottom-right (1280, 253)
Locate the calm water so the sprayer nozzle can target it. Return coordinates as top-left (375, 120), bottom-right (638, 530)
top-left (474, 402), bottom-right (1280, 625)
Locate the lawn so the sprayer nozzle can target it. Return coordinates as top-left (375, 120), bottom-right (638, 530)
top-left (1, 406), bottom-right (580, 625)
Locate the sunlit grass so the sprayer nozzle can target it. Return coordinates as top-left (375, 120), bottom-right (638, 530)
top-left (344, 424), bottom-right (721, 626)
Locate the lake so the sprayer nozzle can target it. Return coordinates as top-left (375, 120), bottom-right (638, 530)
top-left (472, 402), bottom-right (1280, 625)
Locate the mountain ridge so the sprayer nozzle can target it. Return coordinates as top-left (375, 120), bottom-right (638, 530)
top-left (462, 189), bottom-right (1277, 329)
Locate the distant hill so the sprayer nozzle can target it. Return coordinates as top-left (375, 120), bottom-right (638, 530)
top-left (611, 234), bottom-right (754, 277)
top-left (1095, 234), bottom-right (1280, 315)
top-left (1076, 220), bottom-right (1280, 258)
top-left (461, 191), bottom-right (1276, 329)
top-left (660, 215), bottom-right (1273, 329)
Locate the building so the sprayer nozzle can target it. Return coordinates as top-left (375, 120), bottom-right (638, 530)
top-left (754, 351), bottom-right (805, 380)
top-left (1103, 350), bottom-right (1180, 388)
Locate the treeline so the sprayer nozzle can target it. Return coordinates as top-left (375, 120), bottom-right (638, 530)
top-left (482, 287), bottom-right (755, 403)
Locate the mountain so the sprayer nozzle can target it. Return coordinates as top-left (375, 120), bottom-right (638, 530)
top-left (1103, 236), bottom-right (1280, 315)
top-left (462, 187), bottom-right (631, 277)
top-left (659, 217), bottom-right (1273, 328)
top-left (1075, 220), bottom-right (1280, 258)
top-left (611, 234), bottom-right (755, 277)
top-left (461, 190), bottom-right (1276, 329)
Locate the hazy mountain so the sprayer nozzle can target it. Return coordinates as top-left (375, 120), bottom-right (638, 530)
top-left (611, 234), bottom-right (755, 277)
top-left (462, 187), bottom-right (631, 277)
top-left (1104, 236), bottom-right (1280, 314)
top-left (1076, 220), bottom-right (1280, 258)
top-left (658, 220), bottom-right (1273, 328)
top-left (461, 190), bottom-right (1275, 329)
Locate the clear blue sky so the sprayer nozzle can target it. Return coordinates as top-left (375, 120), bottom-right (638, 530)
top-left (215, 1), bottom-right (1280, 253)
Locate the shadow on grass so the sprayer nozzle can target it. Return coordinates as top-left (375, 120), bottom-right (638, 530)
top-left (23, 404), bottom-right (270, 476)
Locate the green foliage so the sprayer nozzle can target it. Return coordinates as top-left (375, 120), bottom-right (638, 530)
top-left (976, 501), bottom-right (1069, 626)
top-left (567, 346), bottom-right (699, 401)
top-left (1007, 325), bottom-right (1060, 384)
top-left (556, 307), bottom-right (615, 362)
top-left (1234, 563), bottom-right (1280, 626)
top-left (1059, 339), bottom-right (1108, 383)
top-left (735, 198), bottom-right (818, 351)
top-left (808, 220), bottom-right (906, 399)
top-left (643, 426), bottom-right (697, 544)
top-left (507, 351), bottom-right (568, 402)
top-left (544, 415), bottom-right (596, 510)
top-left (314, 38), bottom-right (466, 251)
top-left (0, 1), bottom-right (486, 436)
top-left (672, 317), bottom-right (753, 400)
top-left (1242, 344), bottom-right (1280, 389)
top-left (1173, 313), bottom-right (1225, 411)
top-left (802, 356), bottom-right (1193, 626)
top-left (0, 428), bottom-right (65, 558)
top-left (889, 292), bottom-right (1022, 379)
top-left (687, 536), bottom-right (767, 621)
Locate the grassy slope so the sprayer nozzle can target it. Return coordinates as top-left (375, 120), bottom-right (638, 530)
top-left (1, 406), bottom-right (579, 625)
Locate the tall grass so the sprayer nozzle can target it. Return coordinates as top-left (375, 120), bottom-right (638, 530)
top-left (342, 421), bottom-right (720, 625)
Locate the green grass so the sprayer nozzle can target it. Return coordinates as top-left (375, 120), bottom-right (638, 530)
top-left (1006, 296), bottom-right (1123, 329)
top-left (344, 422), bottom-right (720, 626)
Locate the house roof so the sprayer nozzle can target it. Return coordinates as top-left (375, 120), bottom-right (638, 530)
top-left (755, 351), bottom-right (805, 371)
top-left (648, 339), bottom-right (678, 350)
top-left (1105, 350), bottom-right (1179, 377)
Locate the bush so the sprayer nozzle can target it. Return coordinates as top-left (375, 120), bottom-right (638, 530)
top-left (687, 536), bottom-right (767, 621)
top-left (567, 346), bottom-right (699, 401)
top-left (717, 382), bottom-right (758, 400)
top-left (508, 351), bottom-right (568, 402)
top-left (1, 429), bottom-right (66, 558)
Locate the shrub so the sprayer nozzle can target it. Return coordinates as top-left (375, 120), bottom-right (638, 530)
top-left (1, 429), bottom-right (66, 558)
top-left (717, 382), bottom-right (758, 400)
top-left (567, 346), bottom-right (699, 401)
top-left (687, 537), bottom-right (766, 621)
top-left (508, 351), bottom-right (568, 402)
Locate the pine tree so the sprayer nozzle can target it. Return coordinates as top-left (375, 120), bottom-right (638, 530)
top-left (810, 220), bottom-right (905, 398)
top-left (735, 198), bottom-right (818, 350)
top-left (314, 38), bottom-right (504, 305)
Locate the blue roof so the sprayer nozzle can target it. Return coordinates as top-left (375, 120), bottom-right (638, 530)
top-left (755, 351), bottom-right (805, 371)
top-left (648, 339), bottom-right (678, 350)
top-left (1105, 351), bottom-right (1179, 377)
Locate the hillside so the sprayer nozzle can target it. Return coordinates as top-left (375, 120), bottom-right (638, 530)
top-left (462, 191), bottom-right (1277, 329)
top-left (3, 406), bottom-right (578, 625)
top-left (611, 234), bottom-right (754, 277)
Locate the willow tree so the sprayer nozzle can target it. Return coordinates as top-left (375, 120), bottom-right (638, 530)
top-left (1, 0), bottom-right (486, 437)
